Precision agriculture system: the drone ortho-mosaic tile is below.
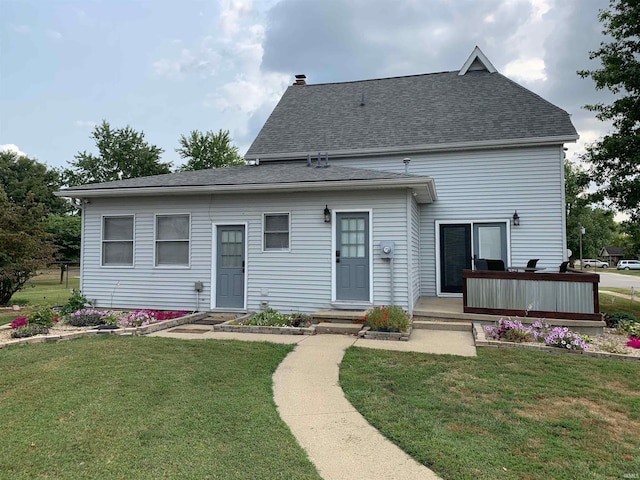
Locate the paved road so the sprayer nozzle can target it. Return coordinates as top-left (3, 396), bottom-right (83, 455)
top-left (598, 271), bottom-right (640, 291)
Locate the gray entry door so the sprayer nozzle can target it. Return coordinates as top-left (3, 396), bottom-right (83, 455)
top-left (336, 212), bottom-right (369, 301)
top-left (216, 226), bottom-right (245, 309)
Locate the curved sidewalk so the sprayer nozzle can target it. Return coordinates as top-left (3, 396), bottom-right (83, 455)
top-left (273, 335), bottom-right (442, 480)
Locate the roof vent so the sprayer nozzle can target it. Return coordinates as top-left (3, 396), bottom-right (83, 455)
top-left (293, 74), bottom-right (307, 86)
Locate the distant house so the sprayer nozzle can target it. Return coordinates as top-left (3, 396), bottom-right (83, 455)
top-left (57, 47), bottom-right (578, 314)
top-left (600, 246), bottom-right (626, 266)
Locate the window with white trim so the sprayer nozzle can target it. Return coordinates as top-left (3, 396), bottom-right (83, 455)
top-left (155, 214), bottom-right (190, 266)
top-left (264, 213), bottom-right (289, 250)
top-left (102, 216), bottom-right (134, 266)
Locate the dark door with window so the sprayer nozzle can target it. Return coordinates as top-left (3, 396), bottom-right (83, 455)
top-left (336, 212), bottom-right (369, 301)
top-left (216, 226), bottom-right (245, 308)
top-left (439, 224), bottom-right (472, 293)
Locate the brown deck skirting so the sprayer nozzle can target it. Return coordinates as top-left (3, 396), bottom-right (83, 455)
top-left (462, 269), bottom-right (601, 321)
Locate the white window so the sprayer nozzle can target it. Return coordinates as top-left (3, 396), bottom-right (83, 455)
top-left (264, 213), bottom-right (289, 251)
top-left (102, 216), bottom-right (134, 266)
top-left (155, 214), bottom-right (190, 266)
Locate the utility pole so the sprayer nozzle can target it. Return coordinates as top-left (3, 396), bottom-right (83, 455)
top-left (579, 225), bottom-right (585, 270)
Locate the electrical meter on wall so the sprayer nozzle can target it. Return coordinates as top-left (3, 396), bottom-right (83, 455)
top-left (379, 241), bottom-right (395, 259)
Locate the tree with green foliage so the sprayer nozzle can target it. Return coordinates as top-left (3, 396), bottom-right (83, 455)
top-left (64, 120), bottom-right (171, 186)
top-left (176, 129), bottom-right (244, 171)
top-left (564, 161), bottom-right (618, 261)
top-left (0, 150), bottom-right (68, 214)
top-left (0, 187), bottom-right (56, 305)
top-left (46, 214), bottom-right (81, 262)
top-left (578, 0), bottom-right (640, 220)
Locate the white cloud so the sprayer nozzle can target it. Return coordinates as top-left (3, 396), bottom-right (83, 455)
top-left (219, 0), bottom-right (253, 37)
top-left (504, 57), bottom-right (547, 82)
top-left (75, 120), bottom-right (97, 129)
top-left (47, 30), bottom-right (63, 40)
top-left (13, 25), bottom-right (31, 34)
top-left (0, 144), bottom-right (27, 156)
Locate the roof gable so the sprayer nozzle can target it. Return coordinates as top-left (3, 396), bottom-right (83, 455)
top-left (458, 46), bottom-right (497, 75)
top-left (246, 48), bottom-right (577, 161)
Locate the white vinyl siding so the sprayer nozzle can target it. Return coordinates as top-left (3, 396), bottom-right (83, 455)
top-left (331, 145), bottom-right (567, 297)
top-left (101, 215), bottom-right (134, 267)
top-left (155, 214), bottom-right (190, 267)
top-left (80, 190), bottom-right (410, 313)
top-left (263, 213), bottom-right (290, 251)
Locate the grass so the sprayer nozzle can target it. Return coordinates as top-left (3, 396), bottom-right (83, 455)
top-left (600, 292), bottom-right (640, 318)
top-left (601, 287), bottom-right (635, 296)
top-left (340, 347), bottom-right (640, 480)
top-left (611, 269), bottom-right (640, 277)
top-left (1, 272), bottom-right (80, 326)
top-left (0, 336), bottom-right (321, 480)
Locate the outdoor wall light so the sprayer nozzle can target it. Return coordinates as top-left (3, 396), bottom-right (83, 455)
top-left (324, 205), bottom-right (331, 223)
top-left (512, 210), bottom-right (520, 226)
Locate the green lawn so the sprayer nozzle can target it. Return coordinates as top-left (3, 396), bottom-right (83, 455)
top-left (340, 347), bottom-right (640, 480)
top-left (0, 336), bottom-right (321, 480)
top-left (1, 273), bottom-right (80, 326)
top-left (611, 269), bottom-right (640, 277)
top-left (600, 292), bottom-right (640, 317)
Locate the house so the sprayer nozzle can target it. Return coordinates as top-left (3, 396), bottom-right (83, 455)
top-left (599, 246), bottom-right (626, 266)
top-left (57, 47), bottom-right (578, 315)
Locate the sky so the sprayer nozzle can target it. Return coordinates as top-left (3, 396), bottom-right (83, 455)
top-left (0, 0), bottom-right (612, 173)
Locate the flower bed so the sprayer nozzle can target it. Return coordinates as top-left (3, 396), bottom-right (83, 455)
top-left (358, 305), bottom-right (412, 341)
top-left (214, 309), bottom-right (314, 335)
top-left (0, 309), bottom-right (206, 348)
top-left (475, 317), bottom-right (640, 360)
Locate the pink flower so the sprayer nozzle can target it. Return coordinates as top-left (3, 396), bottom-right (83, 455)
top-left (626, 336), bottom-right (640, 349)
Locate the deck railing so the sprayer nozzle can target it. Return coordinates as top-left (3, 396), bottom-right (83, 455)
top-left (462, 270), bottom-right (601, 321)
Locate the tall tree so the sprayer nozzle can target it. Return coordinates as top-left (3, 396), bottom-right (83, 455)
top-left (46, 214), bottom-right (81, 263)
top-left (64, 120), bottom-right (171, 186)
top-left (176, 129), bottom-right (244, 171)
top-left (578, 0), bottom-right (640, 220)
top-left (0, 150), bottom-right (68, 214)
top-left (0, 187), bottom-right (56, 305)
top-left (564, 161), bottom-right (617, 261)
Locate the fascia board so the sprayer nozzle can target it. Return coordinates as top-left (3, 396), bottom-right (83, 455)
top-left (56, 177), bottom-right (437, 202)
top-left (245, 135), bottom-right (580, 161)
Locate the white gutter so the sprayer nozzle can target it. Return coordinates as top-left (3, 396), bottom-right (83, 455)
top-left (245, 135), bottom-right (579, 161)
top-left (56, 177), bottom-right (438, 204)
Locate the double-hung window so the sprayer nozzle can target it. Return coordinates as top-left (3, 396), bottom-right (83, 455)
top-left (102, 216), bottom-right (134, 266)
top-left (156, 214), bottom-right (190, 266)
top-left (263, 213), bottom-right (289, 251)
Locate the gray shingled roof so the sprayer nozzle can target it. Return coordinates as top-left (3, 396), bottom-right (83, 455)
top-left (60, 162), bottom-right (426, 193)
top-left (246, 70), bottom-right (577, 159)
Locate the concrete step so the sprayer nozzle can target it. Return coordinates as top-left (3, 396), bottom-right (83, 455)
top-left (315, 322), bottom-right (363, 335)
top-left (193, 317), bottom-right (230, 325)
top-left (311, 309), bottom-right (366, 324)
top-left (412, 320), bottom-right (472, 332)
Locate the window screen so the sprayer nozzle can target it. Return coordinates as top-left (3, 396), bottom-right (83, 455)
top-left (264, 214), bottom-right (289, 250)
top-left (156, 214), bottom-right (190, 266)
top-left (102, 216), bottom-right (134, 266)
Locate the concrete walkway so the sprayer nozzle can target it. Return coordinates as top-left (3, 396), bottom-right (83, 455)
top-left (273, 334), bottom-right (442, 480)
top-left (151, 327), bottom-right (476, 479)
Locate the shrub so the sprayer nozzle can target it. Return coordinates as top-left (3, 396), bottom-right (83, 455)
top-left (118, 310), bottom-right (186, 328)
top-left (544, 327), bottom-right (588, 351)
top-left (627, 336), bottom-right (640, 349)
top-left (363, 305), bottom-right (411, 332)
top-left (10, 317), bottom-right (28, 329)
top-left (11, 324), bottom-right (50, 338)
top-left (246, 308), bottom-right (291, 327)
top-left (67, 309), bottom-right (112, 327)
top-left (289, 313), bottom-right (310, 327)
top-left (28, 305), bottom-right (57, 327)
top-left (606, 312), bottom-right (638, 328)
top-left (59, 289), bottom-right (90, 317)
top-left (620, 321), bottom-right (640, 337)
top-left (484, 318), bottom-right (548, 343)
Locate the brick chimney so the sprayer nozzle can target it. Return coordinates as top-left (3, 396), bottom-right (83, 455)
top-left (293, 74), bottom-right (307, 86)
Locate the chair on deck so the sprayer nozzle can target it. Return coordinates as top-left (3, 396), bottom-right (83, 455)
top-left (475, 258), bottom-right (489, 271)
top-left (524, 259), bottom-right (539, 272)
top-left (486, 259), bottom-right (505, 271)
